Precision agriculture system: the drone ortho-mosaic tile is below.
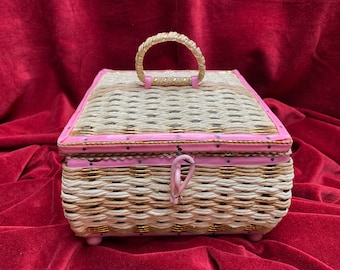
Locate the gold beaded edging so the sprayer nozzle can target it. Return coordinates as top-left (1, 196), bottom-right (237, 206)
top-left (135, 32), bottom-right (206, 86)
top-left (66, 150), bottom-right (290, 160)
top-left (80, 224), bottom-right (269, 236)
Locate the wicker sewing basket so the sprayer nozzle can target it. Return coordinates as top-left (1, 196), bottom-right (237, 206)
top-left (58, 32), bottom-right (294, 245)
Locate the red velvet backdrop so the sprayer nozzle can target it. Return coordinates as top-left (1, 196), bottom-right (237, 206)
top-left (1, 1), bottom-right (339, 269)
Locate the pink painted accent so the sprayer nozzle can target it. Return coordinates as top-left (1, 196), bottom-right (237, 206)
top-left (232, 70), bottom-right (292, 141)
top-left (144, 75), bottom-right (152, 89)
top-left (60, 132), bottom-right (290, 145)
top-left (59, 139), bottom-right (290, 155)
top-left (66, 154), bottom-right (290, 168)
top-left (191, 75), bottom-right (199, 88)
top-left (58, 69), bottom-right (111, 145)
top-left (170, 155), bottom-right (195, 204)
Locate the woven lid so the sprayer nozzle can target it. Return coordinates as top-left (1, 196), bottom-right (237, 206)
top-left (58, 32), bottom-right (291, 155)
top-left (58, 69), bottom-right (292, 155)
top-left (72, 70), bottom-right (278, 136)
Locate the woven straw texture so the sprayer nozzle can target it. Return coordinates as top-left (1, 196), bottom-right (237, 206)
top-left (70, 71), bottom-right (278, 136)
top-left (135, 32), bottom-right (206, 86)
top-left (62, 159), bottom-right (293, 236)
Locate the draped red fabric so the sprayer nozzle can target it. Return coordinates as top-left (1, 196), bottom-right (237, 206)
top-left (1, 1), bottom-right (339, 269)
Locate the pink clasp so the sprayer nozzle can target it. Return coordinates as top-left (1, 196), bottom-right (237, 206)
top-left (170, 154), bottom-right (195, 204)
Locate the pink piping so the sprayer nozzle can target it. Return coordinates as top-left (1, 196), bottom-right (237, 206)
top-left (66, 154), bottom-right (290, 168)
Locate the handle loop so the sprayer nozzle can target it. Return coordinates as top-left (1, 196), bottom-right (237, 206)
top-left (135, 32), bottom-right (206, 89)
top-left (170, 154), bottom-right (195, 204)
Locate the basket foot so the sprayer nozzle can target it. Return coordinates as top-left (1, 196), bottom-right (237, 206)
top-left (86, 236), bottom-right (103, 245)
top-left (247, 233), bottom-right (263, 242)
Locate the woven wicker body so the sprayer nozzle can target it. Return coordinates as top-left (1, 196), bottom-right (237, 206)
top-left (62, 160), bottom-right (293, 235)
top-left (59, 70), bottom-right (294, 244)
top-left (58, 33), bottom-right (294, 245)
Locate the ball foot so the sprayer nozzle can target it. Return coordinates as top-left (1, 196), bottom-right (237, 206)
top-left (86, 236), bottom-right (103, 245)
top-left (247, 233), bottom-right (263, 242)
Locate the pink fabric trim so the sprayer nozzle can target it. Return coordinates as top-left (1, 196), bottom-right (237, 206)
top-left (60, 132), bottom-right (291, 145)
top-left (66, 154), bottom-right (290, 168)
top-left (59, 138), bottom-right (291, 155)
top-left (232, 70), bottom-right (291, 140)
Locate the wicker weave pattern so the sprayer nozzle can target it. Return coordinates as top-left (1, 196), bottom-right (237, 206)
top-left (62, 159), bottom-right (293, 236)
top-left (60, 32), bottom-right (294, 240)
top-left (71, 71), bottom-right (277, 136)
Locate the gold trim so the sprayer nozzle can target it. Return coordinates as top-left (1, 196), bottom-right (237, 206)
top-left (134, 225), bottom-right (150, 233)
top-left (65, 150), bottom-right (291, 160)
top-left (80, 223), bottom-right (270, 236)
top-left (171, 224), bottom-right (192, 233)
top-left (85, 226), bottom-right (110, 234)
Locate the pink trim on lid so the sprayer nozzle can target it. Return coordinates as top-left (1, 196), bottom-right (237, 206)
top-left (58, 132), bottom-right (292, 155)
top-left (232, 70), bottom-right (292, 141)
top-left (85, 230), bottom-right (264, 240)
top-left (65, 154), bottom-right (291, 168)
top-left (58, 69), bottom-right (110, 145)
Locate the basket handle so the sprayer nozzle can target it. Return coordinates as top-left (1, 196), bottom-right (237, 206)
top-left (135, 32), bottom-right (206, 89)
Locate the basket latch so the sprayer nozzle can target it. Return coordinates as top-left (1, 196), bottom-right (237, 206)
top-left (170, 154), bottom-right (195, 204)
